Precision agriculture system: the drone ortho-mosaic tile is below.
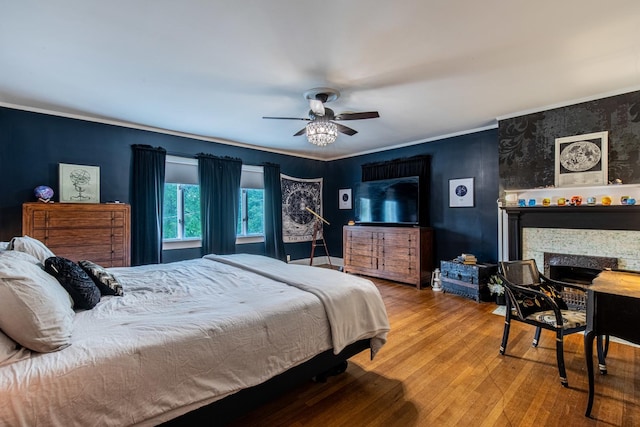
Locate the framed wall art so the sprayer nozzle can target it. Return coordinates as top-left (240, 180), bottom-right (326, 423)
top-left (338, 188), bottom-right (352, 210)
top-left (554, 131), bottom-right (608, 187)
top-left (449, 177), bottom-right (474, 208)
top-left (59, 163), bottom-right (100, 203)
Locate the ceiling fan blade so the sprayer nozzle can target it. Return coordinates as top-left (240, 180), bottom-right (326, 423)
top-left (335, 122), bottom-right (358, 136)
top-left (293, 128), bottom-right (306, 136)
top-left (334, 111), bottom-right (380, 121)
top-left (262, 116), bottom-right (310, 121)
top-left (309, 99), bottom-right (325, 116)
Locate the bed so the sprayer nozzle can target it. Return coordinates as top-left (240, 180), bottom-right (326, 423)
top-left (0, 238), bottom-right (390, 426)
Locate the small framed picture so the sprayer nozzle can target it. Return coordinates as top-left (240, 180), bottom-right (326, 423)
top-left (449, 178), bottom-right (474, 208)
top-left (59, 163), bottom-right (100, 203)
top-left (339, 188), bottom-right (352, 210)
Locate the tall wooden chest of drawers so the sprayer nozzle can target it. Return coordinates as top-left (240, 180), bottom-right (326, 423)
top-left (22, 202), bottom-right (131, 267)
top-left (343, 225), bottom-right (433, 289)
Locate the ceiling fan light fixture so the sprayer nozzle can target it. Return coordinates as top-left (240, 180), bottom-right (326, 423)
top-left (306, 120), bottom-right (338, 146)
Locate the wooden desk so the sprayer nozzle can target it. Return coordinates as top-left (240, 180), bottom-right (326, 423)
top-left (584, 270), bottom-right (640, 417)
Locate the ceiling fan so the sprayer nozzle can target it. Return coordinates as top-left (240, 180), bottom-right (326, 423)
top-left (262, 88), bottom-right (380, 145)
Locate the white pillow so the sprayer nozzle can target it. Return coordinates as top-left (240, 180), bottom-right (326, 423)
top-left (0, 254), bottom-right (74, 352)
top-left (0, 248), bottom-right (44, 267)
top-left (9, 235), bottom-right (55, 264)
top-left (0, 330), bottom-right (30, 366)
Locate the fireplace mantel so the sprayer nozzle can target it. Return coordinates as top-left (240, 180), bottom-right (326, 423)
top-left (503, 206), bottom-right (640, 259)
top-left (504, 184), bottom-right (640, 207)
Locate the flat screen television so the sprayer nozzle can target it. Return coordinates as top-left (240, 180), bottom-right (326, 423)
top-left (354, 176), bottom-right (420, 225)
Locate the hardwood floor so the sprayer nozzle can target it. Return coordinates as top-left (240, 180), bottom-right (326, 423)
top-left (228, 276), bottom-right (640, 427)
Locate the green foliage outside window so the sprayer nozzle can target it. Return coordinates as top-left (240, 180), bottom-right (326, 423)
top-left (237, 189), bottom-right (265, 236)
top-left (182, 184), bottom-right (201, 238)
top-left (246, 189), bottom-right (264, 235)
top-left (163, 183), bottom-right (201, 240)
top-left (164, 183), bottom-right (263, 240)
top-left (163, 183), bottom-right (178, 239)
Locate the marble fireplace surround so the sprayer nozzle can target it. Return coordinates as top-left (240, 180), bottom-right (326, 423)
top-left (504, 205), bottom-right (640, 274)
top-left (543, 253), bottom-right (619, 285)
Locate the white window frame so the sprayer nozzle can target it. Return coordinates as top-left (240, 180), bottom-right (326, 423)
top-left (163, 156), bottom-right (202, 251)
top-left (236, 165), bottom-right (265, 244)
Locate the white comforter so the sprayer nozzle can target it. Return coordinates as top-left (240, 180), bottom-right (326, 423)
top-left (206, 254), bottom-right (389, 356)
top-left (0, 255), bottom-right (389, 426)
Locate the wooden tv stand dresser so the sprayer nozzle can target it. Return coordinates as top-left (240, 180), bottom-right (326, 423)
top-left (343, 225), bottom-right (433, 289)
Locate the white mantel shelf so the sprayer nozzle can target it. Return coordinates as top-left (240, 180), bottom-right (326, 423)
top-left (503, 184), bottom-right (640, 207)
top-left (503, 205), bottom-right (640, 214)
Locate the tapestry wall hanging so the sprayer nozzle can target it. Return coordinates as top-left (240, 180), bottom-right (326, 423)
top-left (281, 174), bottom-right (323, 243)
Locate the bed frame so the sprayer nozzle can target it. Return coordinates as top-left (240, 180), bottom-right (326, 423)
top-left (162, 339), bottom-right (371, 425)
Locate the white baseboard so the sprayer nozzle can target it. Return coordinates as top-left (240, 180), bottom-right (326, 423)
top-left (290, 256), bottom-right (343, 267)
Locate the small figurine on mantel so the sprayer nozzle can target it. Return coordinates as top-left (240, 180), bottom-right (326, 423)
top-left (34, 185), bottom-right (54, 203)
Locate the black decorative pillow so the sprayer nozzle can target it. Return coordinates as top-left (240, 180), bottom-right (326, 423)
top-left (516, 283), bottom-right (568, 318)
top-left (78, 260), bottom-right (124, 296)
top-left (44, 257), bottom-right (101, 310)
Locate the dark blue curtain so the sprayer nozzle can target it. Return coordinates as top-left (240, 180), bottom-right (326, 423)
top-left (263, 163), bottom-right (286, 261)
top-left (131, 144), bottom-right (166, 266)
top-left (197, 154), bottom-right (242, 255)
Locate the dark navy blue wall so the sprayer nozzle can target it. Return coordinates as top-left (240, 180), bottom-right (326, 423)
top-left (1, 106), bottom-right (500, 264)
top-left (0, 107), bottom-right (324, 261)
top-left (324, 129), bottom-right (499, 264)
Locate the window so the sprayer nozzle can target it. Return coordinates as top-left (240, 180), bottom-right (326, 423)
top-left (237, 188), bottom-right (264, 236)
top-left (163, 156), bottom-right (201, 249)
top-left (237, 165), bottom-right (265, 243)
top-left (163, 183), bottom-right (201, 240)
top-left (162, 158), bottom-right (264, 248)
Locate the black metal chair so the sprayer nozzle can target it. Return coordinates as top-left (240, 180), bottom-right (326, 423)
top-left (498, 259), bottom-right (608, 387)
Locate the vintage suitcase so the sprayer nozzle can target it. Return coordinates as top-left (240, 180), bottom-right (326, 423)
top-left (440, 260), bottom-right (497, 302)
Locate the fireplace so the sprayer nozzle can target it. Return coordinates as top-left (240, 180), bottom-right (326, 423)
top-left (503, 205), bottom-right (640, 274)
top-left (544, 253), bottom-right (618, 284)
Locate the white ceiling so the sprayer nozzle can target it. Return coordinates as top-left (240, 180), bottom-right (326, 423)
top-left (2, 1), bottom-right (640, 161)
